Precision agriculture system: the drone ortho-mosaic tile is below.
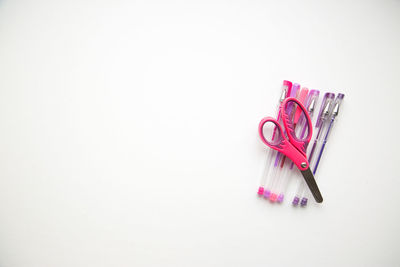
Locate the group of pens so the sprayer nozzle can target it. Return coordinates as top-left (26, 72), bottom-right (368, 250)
top-left (257, 80), bottom-right (344, 206)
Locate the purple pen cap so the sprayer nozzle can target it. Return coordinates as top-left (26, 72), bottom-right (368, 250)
top-left (331, 93), bottom-right (345, 118)
top-left (316, 92), bottom-right (335, 128)
top-left (290, 83), bottom-right (300, 98)
top-left (286, 83), bottom-right (300, 112)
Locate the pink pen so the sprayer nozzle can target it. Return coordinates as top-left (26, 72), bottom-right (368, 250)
top-left (274, 90), bottom-right (320, 203)
top-left (267, 83), bottom-right (301, 202)
top-left (257, 80), bottom-right (292, 196)
top-left (261, 82), bottom-right (298, 199)
top-left (270, 87), bottom-right (311, 203)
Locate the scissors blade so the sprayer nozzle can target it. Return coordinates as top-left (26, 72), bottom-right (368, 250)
top-left (301, 168), bottom-right (323, 203)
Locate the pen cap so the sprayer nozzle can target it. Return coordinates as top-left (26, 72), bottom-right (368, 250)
top-left (296, 89), bottom-right (320, 127)
top-left (331, 93), bottom-right (345, 118)
top-left (290, 83), bottom-right (300, 98)
top-left (306, 90), bottom-right (320, 115)
top-left (316, 92), bottom-right (335, 128)
top-left (285, 83), bottom-right (300, 115)
top-left (283, 80), bottom-right (293, 99)
top-left (298, 88), bottom-right (309, 103)
top-left (294, 88), bottom-right (309, 124)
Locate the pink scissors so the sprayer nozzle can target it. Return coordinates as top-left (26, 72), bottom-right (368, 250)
top-left (258, 97), bottom-right (323, 203)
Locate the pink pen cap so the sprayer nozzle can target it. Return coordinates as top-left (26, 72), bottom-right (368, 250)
top-left (294, 88), bottom-right (309, 124)
top-left (283, 80), bottom-right (293, 98)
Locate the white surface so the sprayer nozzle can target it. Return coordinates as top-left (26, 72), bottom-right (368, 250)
top-left (0, 1), bottom-right (399, 266)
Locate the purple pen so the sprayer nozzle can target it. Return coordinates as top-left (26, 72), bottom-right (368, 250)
top-left (299, 93), bottom-right (345, 206)
top-left (312, 94), bottom-right (345, 178)
top-left (293, 92), bottom-right (335, 206)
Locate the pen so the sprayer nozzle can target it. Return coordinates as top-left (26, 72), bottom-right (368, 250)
top-left (312, 93), bottom-right (345, 173)
top-left (270, 87), bottom-right (310, 202)
top-left (257, 80), bottom-right (292, 196)
top-left (265, 83), bottom-right (300, 200)
top-left (292, 92), bottom-right (335, 206)
top-left (274, 89), bottom-right (320, 203)
top-left (298, 93), bottom-right (344, 206)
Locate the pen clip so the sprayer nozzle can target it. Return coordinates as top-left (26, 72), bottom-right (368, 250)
top-left (316, 92), bottom-right (335, 128)
top-left (331, 93), bottom-right (345, 118)
top-left (306, 90), bottom-right (320, 115)
top-left (280, 80), bottom-right (292, 102)
top-left (282, 80), bottom-right (293, 100)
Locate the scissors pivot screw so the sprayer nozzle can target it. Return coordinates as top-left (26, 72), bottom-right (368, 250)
top-left (301, 162), bottom-right (307, 168)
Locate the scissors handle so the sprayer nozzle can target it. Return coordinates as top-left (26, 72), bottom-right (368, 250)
top-left (258, 117), bottom-right (309, 171)
top-left (281, 97), bottom-right (313, 155)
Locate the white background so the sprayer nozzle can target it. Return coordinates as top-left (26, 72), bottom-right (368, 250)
top-left (0, 0), bottom-right (399, 266)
